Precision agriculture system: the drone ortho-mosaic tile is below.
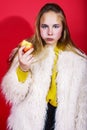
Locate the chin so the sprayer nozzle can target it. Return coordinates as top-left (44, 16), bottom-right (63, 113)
top-left (46, 42), bottom-right (56, 46)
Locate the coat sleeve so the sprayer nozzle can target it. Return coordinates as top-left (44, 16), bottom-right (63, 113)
top-left (75, 58), bottom-right (87, 130)
top-left (1, 55), bottom-right (32, 105)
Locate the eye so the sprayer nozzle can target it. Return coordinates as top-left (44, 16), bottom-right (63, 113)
top-left (53, 24), bottom-right (60, 28)
top-left (40, 24), bottom-right (48, 29)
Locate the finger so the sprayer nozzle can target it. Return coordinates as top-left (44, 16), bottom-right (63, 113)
top-left (24, 48), bottom-right (34, 56)
top-left (18, 46), bottom-right (25, 59)
top-left (19, 46), bottom-right (25, 53)
top-left (22, 48), bottom-right (34, 59)
top-left (25, 54), bottom-right (33, 61)
top-left (27, 57), bottom-right (35, 64)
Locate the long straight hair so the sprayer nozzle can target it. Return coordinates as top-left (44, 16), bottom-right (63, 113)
top-left (29, 3), bottom-right (77, 53)
top-left (9, 3), bottom-right (86, 63)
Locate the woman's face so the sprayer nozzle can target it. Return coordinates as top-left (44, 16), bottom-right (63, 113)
top-left (40, 11), bottom-right (63, 46)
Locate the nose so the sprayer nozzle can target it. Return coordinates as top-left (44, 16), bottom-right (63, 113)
top-left (48, 27), bottom-right (53, 35)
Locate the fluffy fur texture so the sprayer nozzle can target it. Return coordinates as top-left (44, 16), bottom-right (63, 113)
top-left (1, 46), bottom-right (87, 130)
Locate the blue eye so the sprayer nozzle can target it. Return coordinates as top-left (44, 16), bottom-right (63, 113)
top-left (41, 24), bottom-right (48, 28)
top-left (53, 24), bottom-right (59, 28)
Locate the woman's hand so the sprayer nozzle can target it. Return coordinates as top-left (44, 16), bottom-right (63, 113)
top-left (18, 46), bottom-right (34, 72)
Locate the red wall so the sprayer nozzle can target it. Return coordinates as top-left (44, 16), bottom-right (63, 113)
top-left (0, 0), bottom-right (87, 130)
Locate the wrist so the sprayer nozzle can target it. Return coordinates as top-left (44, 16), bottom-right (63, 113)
top-left (19, 65), bottom-right (29, 72)
top-left (16, 66), bottom-right (29, 82)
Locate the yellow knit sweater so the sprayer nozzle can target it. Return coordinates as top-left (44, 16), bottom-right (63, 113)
top-left (46, 46), bottom-right (60, 107)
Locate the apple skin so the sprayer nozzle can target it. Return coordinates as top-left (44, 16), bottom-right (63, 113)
top-left (20, 40), bottom-right (33, 53)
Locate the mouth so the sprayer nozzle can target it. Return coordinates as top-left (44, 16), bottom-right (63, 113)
top-left (46, 38), bottom-right (54, 41)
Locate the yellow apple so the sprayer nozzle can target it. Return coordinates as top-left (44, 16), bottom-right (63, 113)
top-left (20, 40), bottom-right (33, 53)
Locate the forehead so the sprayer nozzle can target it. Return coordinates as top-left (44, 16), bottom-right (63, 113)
top-left (40, 11), bottom-right (62, 24)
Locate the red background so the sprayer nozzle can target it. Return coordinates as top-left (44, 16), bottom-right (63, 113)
top-left (0, 0), bottom-right (87, 130)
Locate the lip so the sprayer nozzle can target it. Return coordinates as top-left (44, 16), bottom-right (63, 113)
top-left (46, 38), bottom-right (54, 41)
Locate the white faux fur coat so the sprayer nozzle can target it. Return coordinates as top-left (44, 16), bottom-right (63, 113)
top-left (1, 46), bottom-right (87, 130)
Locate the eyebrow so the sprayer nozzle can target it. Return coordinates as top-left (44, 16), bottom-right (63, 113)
top-left (40, 24), bottom-right (60, 26)
top-left (40, 24), bottom-right (48, 26)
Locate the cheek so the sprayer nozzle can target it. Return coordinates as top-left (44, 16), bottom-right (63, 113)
top-left (54, 28), bottom-right (63, 39)
top-left (40, 28), bottom-right (47, 39)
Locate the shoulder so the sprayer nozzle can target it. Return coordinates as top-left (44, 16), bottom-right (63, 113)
top-left (59, 50), bottom-right (87, 63)
top-left (58, 50), bottom-right (87, 74)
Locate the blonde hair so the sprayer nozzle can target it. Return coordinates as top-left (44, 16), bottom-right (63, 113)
top-left (27, 3), bottom-right (79, 53)
top-left (9, 3), bottom-right (86, 63)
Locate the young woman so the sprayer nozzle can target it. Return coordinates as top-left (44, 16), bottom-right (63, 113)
top-left (1, 3), bottom-right (87, 130)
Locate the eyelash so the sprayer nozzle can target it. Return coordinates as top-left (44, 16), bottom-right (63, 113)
top-left (53, 25), bottom-right (59, 28)
top-left (41, 25), bottom-right (48, 28)
top-left (41, 25), bottom-right (60, 29)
